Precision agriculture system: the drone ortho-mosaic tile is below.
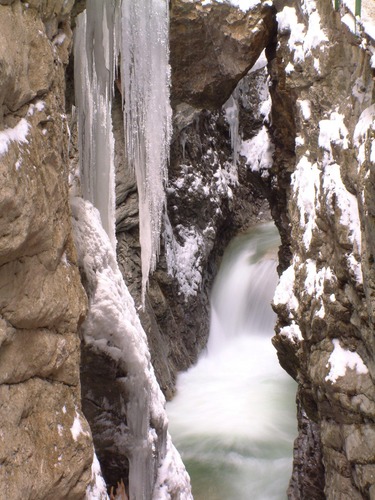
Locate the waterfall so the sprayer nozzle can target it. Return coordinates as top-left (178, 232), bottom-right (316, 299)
top-left (167, 223), bottom-right (297, 500)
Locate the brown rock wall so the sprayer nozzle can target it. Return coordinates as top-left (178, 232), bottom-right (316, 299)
top-left (170, 0), bottom-right (276, 109)
top-left (0, 1), bottom-right (94, 498)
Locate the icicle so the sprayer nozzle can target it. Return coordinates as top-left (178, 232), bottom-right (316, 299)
top-left (74, 1), bottom-right (117, 251)
top-left (223, 94), bottom-right (240, 165)
top-left (120, 0), bottom-right (172, 304)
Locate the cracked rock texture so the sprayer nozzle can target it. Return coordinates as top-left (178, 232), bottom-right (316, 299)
top-left (170, 0), bottom-right (275, 109)
top-left (269, 1), bottom-right (375, 498)
top-left (0, 1), bottom-right (94, 498)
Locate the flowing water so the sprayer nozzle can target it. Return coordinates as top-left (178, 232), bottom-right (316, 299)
top-left (167, 223), bottom-right (297, 500)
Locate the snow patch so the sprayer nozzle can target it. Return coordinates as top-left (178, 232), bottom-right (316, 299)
top-left (341, 12), bottom-right (356, 33)
top-left (325, 339), bottom-right (368, 383)
top-left (70, 409), bottom-right (90, 442)
top-left (0, 119), bottom-right (30, 156)
top-left (285, 62), bottom-right (295, 74)
top-left (295, 136), bottom-right (305, 147)
top-left (240, 126), bottom-right (274, 176)
top-left (354, 104), bottom-right (375, 147)
top-left (164, 215), bottom-right (204, 299)
top-left (153, 435), bottom-right (194, 500)
top-left (53, 32), bottom-right (66, 46)
top-left (279, 321), bottom-right (303, 343)
top-left (249, 49), bottom-right (268, 73)
top-left (277, 3), bottom-right (328, 63)
top-left (304, 261), bottom-right (334, 318)
top-left (214, 161), bottom-right (238, 197)
top-left (86, 453), bottom-right (109, 500)
top-left (202, 0), bottom-right (262, 11)
top-left (273, 263), bottom-right (299, 316)
top-left (298, 99), bottom-right (311, 121)
top-left (291, 156), bottom-right (320, 249)
top-left (319, 112), bottom-right (349, 152)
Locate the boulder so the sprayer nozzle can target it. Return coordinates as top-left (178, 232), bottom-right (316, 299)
top-left (170, 0), bottom-right (276, 109)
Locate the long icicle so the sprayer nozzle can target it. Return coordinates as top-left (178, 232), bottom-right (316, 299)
top-left (120, 0), bottom-right (172, 304)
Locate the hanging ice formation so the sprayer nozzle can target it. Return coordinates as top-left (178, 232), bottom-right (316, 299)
top-left (74, 0), bottom-right (118, 251)
top-left (73, 1), bottom-right (190, 498)
top-left (120, 0), bottom-right (172, 303)
top-left (71, 198), bottom-right (192, 500)
top-left (74, 0), bottom-right (171, 299)
top-left (223, 95), bottom-right (240, 165)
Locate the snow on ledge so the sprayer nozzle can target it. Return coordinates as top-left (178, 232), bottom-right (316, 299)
top-left (240, 125), bottom-right (274, 176)
top-left (318, 112), bottom-right (349, 152)
top-left (277, 2), bottom-right (328, 64)
top-left (201, 0), bottom-right (271, 11)
top-left (336, 0), bottom-right (375, 40)
top-left (291, 156), bottom-right (320, 250)
top-left (325, 339), bottom-right (368, 383)
top-left (86, 453), bottom-right (109, 500)
top-left (273, 263), bottom-right (299, 316)
top-left (279, 321), bottom-right (303, 343)
top-left (70, 409), bottom-right (90, 442)
top-left (0, 119), bottom-right (30, 157)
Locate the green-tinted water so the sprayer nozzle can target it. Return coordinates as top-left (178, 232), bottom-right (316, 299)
top-left (167, 223), bottom-right (297, 500)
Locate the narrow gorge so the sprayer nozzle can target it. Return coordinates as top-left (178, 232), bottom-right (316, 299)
top-left (0, 0), bottom-right (374, 499)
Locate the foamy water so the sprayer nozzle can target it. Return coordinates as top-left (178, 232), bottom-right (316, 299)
top-left (167, 223), bottom-right (297, 500)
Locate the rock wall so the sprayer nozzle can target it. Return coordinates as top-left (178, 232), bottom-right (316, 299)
top-left (269, 1), bottom-right (375, 498)
top-left (0, 1), bottom-right (95, 498)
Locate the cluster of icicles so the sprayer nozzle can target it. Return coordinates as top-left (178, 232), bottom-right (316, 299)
top-left (74, 0), bottom-right (172, 302)
top-left (72, 1), bottom-right (192, 499)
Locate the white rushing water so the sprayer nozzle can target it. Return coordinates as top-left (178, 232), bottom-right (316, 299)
top-left (167, 223), bottom-right (297, 500)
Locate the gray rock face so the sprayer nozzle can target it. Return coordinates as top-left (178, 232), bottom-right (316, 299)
top-left (0, 1), bottom-right (94, 498)
top-left (269, 1), bottom-right (375, 497)
top-left (3, 0), bottom-right (375, 498)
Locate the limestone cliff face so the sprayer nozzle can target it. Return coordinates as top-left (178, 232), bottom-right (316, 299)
top-left (269, 1), bottom-right (375, 498)
top-left (0, 1), bottom-right (94, 498)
